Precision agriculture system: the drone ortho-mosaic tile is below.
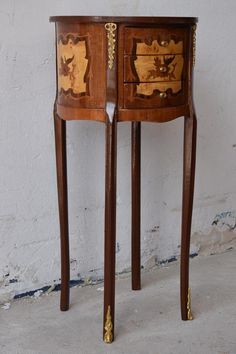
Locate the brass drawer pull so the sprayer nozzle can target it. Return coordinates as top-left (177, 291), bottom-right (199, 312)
top-left (160, 40), bottom-right (169, 47)
top-left (159, 66), bottom-right (168, 73)
top-left (159, 92), bottom-right (167, 98)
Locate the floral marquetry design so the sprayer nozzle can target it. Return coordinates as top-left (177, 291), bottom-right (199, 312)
top-left (133, 54), bottom-right (184, 96)
top-left (133, 54), bottom-right (184, 82)
top-left (57, 34), bottom-right (90, 98)
top-left (146, 56), bottom-right (178, 81)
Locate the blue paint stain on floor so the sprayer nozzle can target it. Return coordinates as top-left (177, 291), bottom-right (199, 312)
top-left (13, 253), bottom-right (199, 300)
top-left (158, 252), bottom-right (198, 265)
top-left (159, 256), bottom-right (177, 265)
top-left (14, 279), bottom-right (84, 300)
top-left (190, 252), bottom-right (198, 258)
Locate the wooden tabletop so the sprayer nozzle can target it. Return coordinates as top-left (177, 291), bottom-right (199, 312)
top-left (49, 16), bottom-right (198, 24)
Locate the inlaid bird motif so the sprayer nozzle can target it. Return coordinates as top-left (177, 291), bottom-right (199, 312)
top-left (147, 55), bottom-right (177, 81)
top-left (59, 55), bottom-right (75, 76)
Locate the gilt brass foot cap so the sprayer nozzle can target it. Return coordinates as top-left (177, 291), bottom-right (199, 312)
top-left (104, 305), bottom-right (113, 343)
top-left (187, 288), bottom-right (193, 320)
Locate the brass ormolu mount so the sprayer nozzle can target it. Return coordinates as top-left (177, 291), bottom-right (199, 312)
top-left (192, 25), bottom-right (197, 66)
top-left (105, 22), bottom-right (117, 70)
top-left (187, 288), bottom-right (193, 320)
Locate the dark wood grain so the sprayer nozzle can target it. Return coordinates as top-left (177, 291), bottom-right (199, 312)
top-left (103, 117), bottom-right (117, 342)
top-left (131, 122), bottom-right (141, 290)
top-left (180, 109), bottom-right (197, 320)
top-left (179, 23), bottom-right (197, 321)
top-left (54, 110), bottom-right (70, 311)
top-left (118, 106), bottom-right (189, 123)
top-left (50, 16), bottom-right (197, 25)
top-left (103, 22), bottom-right (118, 343)
top-left (56, 104), bottom-right (106, 122)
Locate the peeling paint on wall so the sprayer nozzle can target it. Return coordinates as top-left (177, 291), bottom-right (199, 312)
top-left (192, 228), bottom-right (236, 257)
top-left (212, 211), bottom-right (236, 231)
top-left (146, 225), bottom-right (160, 234)
top-left (116, 242), bottom-right (120, 253)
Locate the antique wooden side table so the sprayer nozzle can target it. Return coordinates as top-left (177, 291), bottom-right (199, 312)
top-left (50, 16), bottom-right (198, 343)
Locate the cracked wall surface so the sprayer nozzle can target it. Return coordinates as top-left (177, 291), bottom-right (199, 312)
top-left (1, 0), bottom-right (236, 301)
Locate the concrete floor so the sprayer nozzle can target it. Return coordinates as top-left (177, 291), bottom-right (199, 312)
top-left (1, 250), bottom-right (236, 354)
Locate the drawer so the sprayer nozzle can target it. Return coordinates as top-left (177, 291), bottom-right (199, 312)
top-left (123, 81), bottom-right (187, 108)
top-left (122, 26), bottom-right (188, 108)
top-left (124, 27), bottom-right (187, 56)
top-left (124, 54), bottom-right (185, 83)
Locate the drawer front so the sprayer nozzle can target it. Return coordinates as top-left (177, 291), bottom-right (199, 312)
top-left (124, 27), bottom-right (187, 55)
top-left (122, 26), bottom-right (188, 108)
top-left (124, 54), bottom-right (185, 82)
top-left (124, 81), bottom-right (186, 108)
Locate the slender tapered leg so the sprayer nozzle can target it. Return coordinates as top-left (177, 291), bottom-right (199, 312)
top-left (131, 122), bottom-right (141, 290)
top-left (180, 110), bottom-right (197, 320)
top-left (103, 116), bottom-right (117, 343)
top-left (54, 112), bottom-right (70, 311)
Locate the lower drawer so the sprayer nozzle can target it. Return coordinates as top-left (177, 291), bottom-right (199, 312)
top-left (123, 81), bottom-right (186, 108)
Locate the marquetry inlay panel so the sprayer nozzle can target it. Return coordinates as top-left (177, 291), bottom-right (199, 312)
top-left (51, 16), bottom-right (197, 115)
top-left (57, 34), bottom-right (90, 97)
top-left (134, 54), bottom-right (184, 96)
top-left (135, 38), bottom-right (183, 55)
top-left (123, 28), bottom-right (186, 101)
top-left (125, 53), bottom-right (184, 81)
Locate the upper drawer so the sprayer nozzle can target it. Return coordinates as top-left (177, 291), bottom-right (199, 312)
top-left (124, 27), bottom-right (187, 55)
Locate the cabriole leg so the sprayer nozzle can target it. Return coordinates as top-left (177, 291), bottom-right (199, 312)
top-left (54, 112), bottom-right (70, 311)
top-left (103, 116), bottom-right (117, 343)
top-left (180, 110), bottom-right (197, 320)
top-left (131, 122), bottom-right (141, 290)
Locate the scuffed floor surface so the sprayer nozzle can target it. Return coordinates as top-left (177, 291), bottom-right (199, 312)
top-left (1, 250), bottom-right (236, 354)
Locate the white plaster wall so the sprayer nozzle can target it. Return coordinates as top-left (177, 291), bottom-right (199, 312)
top-left (1, 0), bottom-right (236, 300)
